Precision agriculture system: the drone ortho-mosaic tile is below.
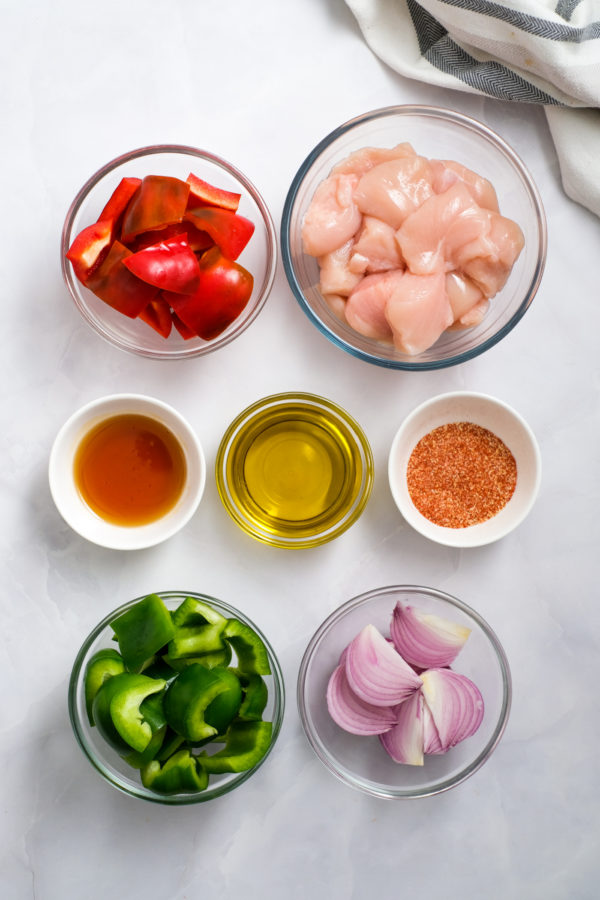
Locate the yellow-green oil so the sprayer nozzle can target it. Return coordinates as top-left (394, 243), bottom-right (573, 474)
top-left (219, 399), bottom-right (371, 545)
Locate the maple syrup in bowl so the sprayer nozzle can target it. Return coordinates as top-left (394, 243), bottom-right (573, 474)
top-left (49, 395), bottom-right (205, 549)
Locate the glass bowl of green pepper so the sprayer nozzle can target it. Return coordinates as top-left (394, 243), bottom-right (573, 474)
top-left (68, 591), bottom-right (285, 804)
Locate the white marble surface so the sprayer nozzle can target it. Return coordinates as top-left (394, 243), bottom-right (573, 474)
top-left (2, 1), bottom-right (599, 898)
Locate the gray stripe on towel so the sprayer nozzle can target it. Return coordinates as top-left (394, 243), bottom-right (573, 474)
top-left (438, 0), bottom-right (600, 42)
top-left (555, 0), bottom-right (585, 23)
top-left (407, 0), bottom-right (562, 103)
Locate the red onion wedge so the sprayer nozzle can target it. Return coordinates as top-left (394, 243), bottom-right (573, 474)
top-left (326, 664), bottom-right (397, 735)
top-left (390, 602), bottom-right (471, 669)
top-left (379, 691), bottom-right (424, 766)
top-left (422, 701), bottom-right (445, 755)
top-left (345, 624), bottom-right (422, 707)
top-left (420, 668), bottom-right (484, 751)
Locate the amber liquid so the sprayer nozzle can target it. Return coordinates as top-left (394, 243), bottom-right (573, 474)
top-left (74, 414), bottom-right (187, 526)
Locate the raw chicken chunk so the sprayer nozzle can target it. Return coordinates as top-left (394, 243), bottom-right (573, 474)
top-left (385, 271), bottom-right (453, 355)
top-left (445, 272), bottom-right (485, 322)
top-left (345, 273), bottom-right (394, 342)
top-left (318, 239), bottom-right (362, 296)
top-left (396, 183), bottom-right (491, 275)
top-left (322, 293), bottom-right (348, 321)
top-left (301, 141), bottom-right (525, 355)
top-left (302, 174), bottom-right (362, 257)
top-left (332, 143), bottom-right (416, 177)
top-left (349, 216), bottom-right (404, 274)
top-left (452, 298), bottom-right (490, 329)
top-left (431, 160), bottom-right (499, 212)
top-left (457, 212), bottom-right (525, 297)
top-left (354, 156), bottom-right (434, 229)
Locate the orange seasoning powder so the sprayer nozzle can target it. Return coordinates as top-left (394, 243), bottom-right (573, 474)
top-left (406, 422), bottom-right (517, 528)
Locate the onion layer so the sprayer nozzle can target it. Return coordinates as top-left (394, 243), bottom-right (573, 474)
top-left (345, 624), bottom-right (422, 707)
top-left (379, 691), bottom-right (424, 766)
top-left (420, 668), bottom-right (484, 751)
top-left (326, 664), bottom-right (397, 735)
top-left (390, 601), bottom-right (471, 669)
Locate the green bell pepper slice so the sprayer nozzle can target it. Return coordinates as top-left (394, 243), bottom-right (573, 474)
top-left (111, 594), bottom-right (176, 672)
top-left (84, 649), bottom-right (125, 725)
top-left (93, 672), bottom-right (166, 754)
top-left (162, 643), bottom-right (232, 671)
top-left (155, 727), bottom-right (186, 762)
top-left (200, 720), bottom-right (273, 774)
top-left (203, 668), bottom-right (243, 735)
top-left (141, 749), bottom-right (208, 795)
top-left (110, 675), bottom-right (166, 753)
top-left (124, 692), bottom-right (168, 768)
top-left (235, 671), bottom-right (269, 721)
top-left (223, 619), bottom-right (271, 675)
top-left (172, 596), bottom-right (227, 628)
top-left (167, 623), bottom-right (227, 659)
top-left (164, 664), bottom-right (241, 742)
top-left (142, 657), bottom-right (179, 685)
top-left (92, 673), bottom-right (144, 755)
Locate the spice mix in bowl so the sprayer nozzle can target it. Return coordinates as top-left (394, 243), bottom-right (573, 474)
top-left (388, 392), bottom-right (541, 548)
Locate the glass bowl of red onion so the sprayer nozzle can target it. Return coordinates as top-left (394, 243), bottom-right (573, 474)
top-left (297, 585), bottom-right (511, 799)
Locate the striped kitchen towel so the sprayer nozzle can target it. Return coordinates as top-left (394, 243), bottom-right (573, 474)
top-left (344, 0), bottom-right (600, 217)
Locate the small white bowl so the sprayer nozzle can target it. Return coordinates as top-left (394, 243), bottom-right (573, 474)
top-left (388, 392), bottom-right (541, 547)
top-left (49, 394), bottom-right (206, 550)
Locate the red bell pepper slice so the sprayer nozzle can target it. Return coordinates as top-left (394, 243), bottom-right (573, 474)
top-left (66, 219), bottom-right (114, 285)
top-left (126, 222), bottom-right (214, 254)
top-left (122, 234), bottom-right (201, 295)
top-left (139, 295), bottom-right (173, 338)
top-left (186, 173), bottom-right (241, 212)
top-left (121, 175), bottom-right (190, 243)
top-left (87, 240), bottom-right (158, 318)
top-left (164, 247), bottom-right (254, 340)
top-left (98, 177), bottom-right (141, 228)
top-left (183, 222), bottom-right (214, 253)
top-left (171, 310), bottom-right (197, 340)
top-left (184, 208), bottom-right (255, 260)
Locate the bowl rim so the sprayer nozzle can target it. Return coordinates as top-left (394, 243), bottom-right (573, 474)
top-left (388, 390), bottom-right (542, 547)
top-left (281, 104), bottom-right (547, 371)
top-left (68, 590), bottom-right (286, 804)
top-left (214, 391), bottom-right (374, 548)
top-left (297, 584), bottom-right (512, 799)
top-left (61, 143), bottom-right (278, 360)
top-left (48, 392), bottom-right (207, 550)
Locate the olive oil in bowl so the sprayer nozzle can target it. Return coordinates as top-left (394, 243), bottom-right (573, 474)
top-left (216, 393), bottom-right (373, 548)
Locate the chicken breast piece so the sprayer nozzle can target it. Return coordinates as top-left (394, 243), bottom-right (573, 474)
top-left (457, 212), bottom-right (525, 297)
top-left (345, 272), bottom-right (395, 342)
top-left (322, 293), bottom-right (348, 322)
top-left (385, 271), bottom-right (453, 355)
top-left (349, 216), bottom-right (404, 274)
top-left (440, 160), bottom-right (499, 212)
top-left (354, 156), bottom-right (434, 229)
top-left (318, 239), bottom-right (362, 296)
top-left (331, 143), bottom-right (416, 177)
top-left (302, 174), bottom-right (362, 257)
top-left (396, 183), bottom-right (491, 275)
top-left (445, 272), bottom-right (485, 322)
top-left (450, 298), bottom-right (490, 329)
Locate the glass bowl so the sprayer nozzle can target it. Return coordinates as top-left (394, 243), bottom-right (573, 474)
top-left (388, 392), bottom-right (542, 548)
top-left (281, 105), bottom-right (546, 370)
top-left (69, 591), bottom-right (285, 804)
top-left (61, 145), bottom-right (277, 359)
top-left (215, 392), bottom-right (374, 548)
top-left (297, 585), bottom-right (511, 798)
